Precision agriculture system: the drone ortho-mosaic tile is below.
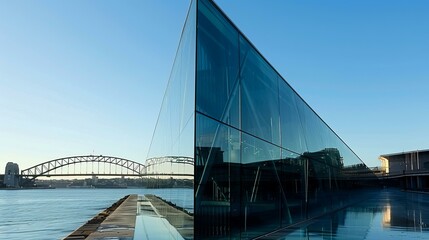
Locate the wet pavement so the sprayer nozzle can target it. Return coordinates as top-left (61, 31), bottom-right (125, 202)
top-left (264, 189), bottom-right (429, 240)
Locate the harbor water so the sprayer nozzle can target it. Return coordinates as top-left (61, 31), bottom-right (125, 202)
top-left (0, 188), bottom-right (193, 240)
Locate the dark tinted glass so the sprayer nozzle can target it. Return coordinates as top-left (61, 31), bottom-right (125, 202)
top-left (295, 97), bottom-right (325, 153)
top-left (240, 36), bottom-right (280, 145)
top-left (195, 113), bottom-right (241, 238)
top-left (194, 0), bottom-right (378, 238)
top-left (241, 132), bottom-right (282, 237)
top-left (279, 78), bottom-right (307, 154)
top-left (196, 0), bottom-right (240, 128)
top-left (280, 149), bottom-right (305, 225)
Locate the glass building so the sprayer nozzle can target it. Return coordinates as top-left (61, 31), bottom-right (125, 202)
top-left (147, 0), bottom-right (377, 239)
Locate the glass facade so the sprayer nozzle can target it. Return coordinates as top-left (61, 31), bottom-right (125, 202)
top-left (149, 0), bottom-right (377, 239)
top-left (146, 1), bottom-right (196, 239)
top-left (147, 0), bottom-right (196, 166)
top-left (194, 0), bottom-right (377, 238)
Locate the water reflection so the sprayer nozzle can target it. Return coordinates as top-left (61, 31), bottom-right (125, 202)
top-left (273, 189), bottom-right (429, 239)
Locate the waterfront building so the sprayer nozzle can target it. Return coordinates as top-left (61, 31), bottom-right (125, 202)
top-left (147, 0), bottom-right (377, 238)
top-left (380, 149), bottom-right (429, 175)
top-left (379, 149), bottom-right (429, 190)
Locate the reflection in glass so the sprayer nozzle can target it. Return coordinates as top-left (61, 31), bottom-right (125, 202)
top-left (194, 0), bottom-right (378, 238)
top-left (279, 80), bottom-right (307, 155)
top-left (241, 133), bottom-right (282, 238)
top-left (146, 0), bottom-right (382, 238)
top-left (240, 36), bottom-right (280, 145)
top-left (196, 0), bottom-right (240, 128)
top-left (148, 0), bottom-right (196, 161)
top-left (145, 1), bottom-right (196, 239)
top-left (195, 113), bottom-right (241, 238)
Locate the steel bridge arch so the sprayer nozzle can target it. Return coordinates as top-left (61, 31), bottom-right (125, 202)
top-left (145, 156), bottom-right (194, 172)
top-left (20, 155), bottom-right (146, 180)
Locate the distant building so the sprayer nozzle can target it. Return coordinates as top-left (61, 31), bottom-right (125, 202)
top-left (379, 150), bottom-right (429, 190)
top-left (379, 150), bottom-right (429, 175)
top-left (4, 162), bottom-right (20, 188)
top-left (0, 174), bottom-right (5, 187)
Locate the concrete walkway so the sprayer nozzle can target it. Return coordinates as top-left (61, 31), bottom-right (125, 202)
top-left (85, 194), bottom-right (137, 240)
top-left (133, 195), bottom-right (194, 240)
top-left (65, 193), bottom-right (193, 239)
top-left (64, 195), bottom-right (135, 240)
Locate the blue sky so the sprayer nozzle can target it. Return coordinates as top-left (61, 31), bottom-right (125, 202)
top-left (0, 0), bottom-right (428, 171)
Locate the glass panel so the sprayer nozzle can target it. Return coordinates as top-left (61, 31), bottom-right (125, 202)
top-left (241, 132), bottom-right (281, 238)
top-left (193, 0), bottom-right (379, 238)
top-left (196, 0), bottom-right (240, 128)
top-left (280, 149), bottom-right (305, 226)
top-left (195, 113), bottom-right (241, 238)
top-left (279, 78), bottom-right (307, 154)
top-left (145, 1), bottom-right (196, 239)
top-left (304, 148), bottom-right (339, 217)
top-left (147, 0), bottom-right (196, 160)
top-left (240, 36), bottom-right (280, 145)
top-left (295, 95), bottom-right (325, 153)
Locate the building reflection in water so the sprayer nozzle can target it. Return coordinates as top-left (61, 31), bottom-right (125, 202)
top-left (382, 204), bottom-right (391, 227)
top-left (277, 189), bottom-right (429, 240)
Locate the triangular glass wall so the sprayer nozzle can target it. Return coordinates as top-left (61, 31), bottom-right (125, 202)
top-left (147, 0), bottom-right (377, 239)
top-left (147, 1), bottom-right (195, 171)
top-left (194, 0), bottom-right (377, 239)
top-left (146, 1), bottom-right (196, 239)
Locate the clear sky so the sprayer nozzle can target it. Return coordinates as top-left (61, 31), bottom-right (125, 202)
top-left (0, 0), bottom-right (428, 172)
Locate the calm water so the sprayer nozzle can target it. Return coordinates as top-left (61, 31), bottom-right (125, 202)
top-left (0, 188), bottom-right (193, 240)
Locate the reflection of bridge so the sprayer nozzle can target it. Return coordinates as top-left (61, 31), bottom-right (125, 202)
top-left (20, 155), bottom-right (194, 181)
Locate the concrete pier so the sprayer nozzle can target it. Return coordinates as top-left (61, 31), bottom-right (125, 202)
top-left (144, 194), bottom-right (193, 238)
top-left (65, 193), bottom-right (193, 239)
top-left (64, 194), bottom-right (137, 240)
top-left (133, 194), bottom-right (193, 239)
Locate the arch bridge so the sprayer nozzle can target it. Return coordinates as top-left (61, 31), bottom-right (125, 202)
top-left (20, 155), bottom-right (194, 181)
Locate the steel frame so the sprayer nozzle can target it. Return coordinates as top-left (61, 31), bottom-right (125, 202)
top-left (20, 155), bottom-right (194, 180)
top-left (20, 155), bottom-right (145, 179)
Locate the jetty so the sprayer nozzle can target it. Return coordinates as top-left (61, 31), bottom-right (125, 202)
top-left (64, 194), bottom-right (193, 239)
